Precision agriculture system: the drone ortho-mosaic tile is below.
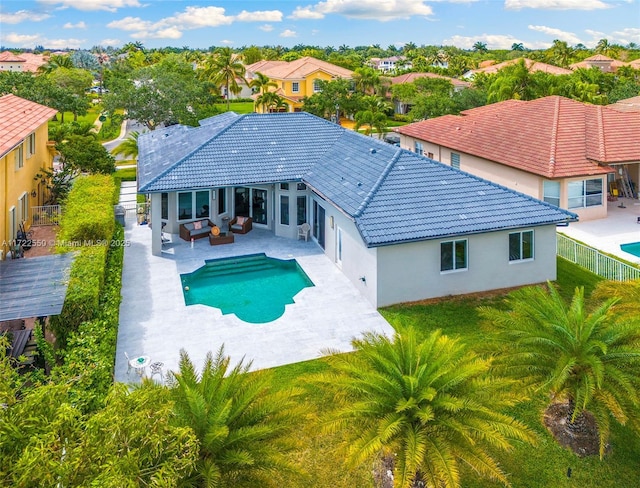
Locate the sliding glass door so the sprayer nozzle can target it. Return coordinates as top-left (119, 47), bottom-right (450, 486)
top-left (234, 186), bottom-right (268, 225)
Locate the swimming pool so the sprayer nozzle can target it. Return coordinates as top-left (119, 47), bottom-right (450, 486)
top-left (180, 253), bottom-right (314, 324)
top-left (620, 242), bottom-right (640, 258)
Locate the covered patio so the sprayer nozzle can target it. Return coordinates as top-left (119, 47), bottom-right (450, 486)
top-left (115, 221), bottom-right (394, 382)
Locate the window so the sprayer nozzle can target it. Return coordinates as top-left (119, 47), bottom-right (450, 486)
top-left (291, 82), bottom-right (299, 93)
top-left (414, 142), bottom-right (423, 155)
top-left (161, 193), bottom-right (168, 220)
top-left (297, 182), bottom-right (307, 191)
top-left (27, 133), bottom-right (36, 158)
top-left (18, 192), bottom-right (28, 224)
top-left (313, 79), bottom-right (322, 92)
top-left (15, 144), bottom-right (23, 169)
top-left (543, 181), bottom-right (560, 207)
top-left (568, 178), bottom-right (602, 209)
top-left (427, 152), bottom-right (434, 159)
top-left (297, 195), bottom-right (307, 225)
top-left (280, 195), bottom-right (290, 225)
top-left (451, 152), bottom-right (460, 170)
top-left (218, 188), bottom-right (226, 214)
top-left (440, 239), bottom-right (467, 272)
top-left (280, 183), bottom-right (289, 190)
top-left (509, 230), bottom-right (534, 261)
top-left (178, 190), bottom-right (210, 220)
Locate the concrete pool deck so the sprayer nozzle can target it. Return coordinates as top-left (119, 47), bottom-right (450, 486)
top-left (115, 223), bottom-right (394, 383)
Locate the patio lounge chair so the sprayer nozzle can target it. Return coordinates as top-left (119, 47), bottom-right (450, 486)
top-left (297, 222), bottom-right (311, 241)
top-left (229, 216), bottom-right (252, 234)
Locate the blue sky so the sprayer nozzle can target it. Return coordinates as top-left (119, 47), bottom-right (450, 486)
top-left (1, 0), bottom-right (639, 51)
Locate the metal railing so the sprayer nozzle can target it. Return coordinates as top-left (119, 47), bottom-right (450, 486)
top-left (557, 233), bottom-right (640, 281)
top-left (31, 205), bottom-right (61, 226)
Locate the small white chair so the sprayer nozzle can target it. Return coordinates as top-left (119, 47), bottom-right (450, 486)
top-left (149, 361), bottom-right (164, 383)
top-left (297, 222), bottom-right (311, 241)
top-left (124, 351), bottom-right (132, 375)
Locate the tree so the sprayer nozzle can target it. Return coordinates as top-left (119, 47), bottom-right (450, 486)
top-left (511, 43), bottom-right (525, 51)
top-left (478, 283), bottom-right (640, 458)
top-left (58, 135), bottom-right (116, 174)
top-left (242, 45), bottom-right (263, 65)
top-left (546, 40), bottom-right (575, 68)
top-left (473, 41), bottom-right (488, 53)
top-left (255, 91), bottom-right (287, 113)
top-left (111, 130), bottom-right (141, 159)
top-left (486, 59), bottom-right (540, 102)
top-left (249, 71), bottom-right (277, 95)
top-left (353, 66), bottom-right (387, 95)
top-left (204, 47), bottom-right (247, 110)
top-left (313, 329), bottom-right (535, 488)
top-left (302, 78), bottom-right (357, 120)
top-left (38, 53), bottom-right (74, 74)
top-left (70, 50), bottom-right (100, 70)
top-left (169, 348), bottom-right (304, 487)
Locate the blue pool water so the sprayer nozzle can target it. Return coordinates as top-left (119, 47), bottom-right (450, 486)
top-left (620, 242), bottom-right (640, 258)
top-left (180, 253), bottom-right (314, 324)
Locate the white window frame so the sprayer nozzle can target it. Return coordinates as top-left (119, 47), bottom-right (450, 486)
top-left (313, 79), bottom-right (322, 93)
top-left (15, 144), bottom-right (24, 169)
top-left (509, 230), bottom-right (534, 262)
top-left (291, 82), bottom-right (299, 93)
top-left (279, 194), bottom-right (290, 226)
top-left (440, 239), bottom-right (468, 273)
top-left (543, 180), bottom-right (560, 207)
top-left (414, 142), bottom-right (423, 155)
top-left (568, 178), bottom-right (603, 209)
top-left (18, 192), bottom-right (28, 225)
top-left (27, 133), bottom-right (36, 158)
top-left (451, 152), bottom-right (460, 170)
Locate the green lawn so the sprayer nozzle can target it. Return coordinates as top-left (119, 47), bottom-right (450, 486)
top-left (49, 105), bottom-right (101, 127)
top-left (267, 258), bottom-right (640, 487)
top-left (214, 101), bottom-right (255, 114)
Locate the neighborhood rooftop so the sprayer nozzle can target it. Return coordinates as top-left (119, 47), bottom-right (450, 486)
top-left (0, 94), bottom-right (57, 157)
top-left (138, 112), bottom-right (576, 247)
top-left (395, 96), bottom-right (640, 179)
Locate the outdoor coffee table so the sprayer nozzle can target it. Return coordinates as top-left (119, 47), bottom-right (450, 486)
top-left (209, 232), bottom-right (234, 246)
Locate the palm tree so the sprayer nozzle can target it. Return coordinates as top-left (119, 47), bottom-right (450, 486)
top-left (478, 283), bottom-right (640, 458)
top-left (38, 54), bottom-right (74, 74)
top-left (472, 41), bottom-right (488, 53)
top-left (204, 47), bottom-right (247, 111)
top-left (256, 91), bottom-right (287, 113)
top-left (111, 131), bottom-right (140, 160)
top-left (592, 279), bottom-right (640, 321)
top-left (354, 95), bottom-right (392, 138)
top-left (314, 329), bottom-right (535, 488)
top-left (547, 39), bottom-right (574, 68)
top-left (249, 71), bottom-right (277, 95)
top-left (511, 43), bottom-right (525, 51)
top-left (353, 66), bottom-right (383, 94)
top-left (169, 348), bottom-right (303, 487)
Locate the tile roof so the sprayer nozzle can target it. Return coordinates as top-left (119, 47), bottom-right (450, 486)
top-left (395, 96), bottom-right (639, 178)
top-left (466, 58), bottom-right (572, 76)
top-left (608, 96), bottom-right (640, 113)
top-left (138, 112), bottom-right (576, 247)
top-left (0, 51), bottom-right (47, 72)
top-left (246, 56), bottom-right (352, 80)
top-left (0, 51), bottom-right (26, 62)
top-left (0, 94), bottom-right (57, 157)
top-left (390, 72), bottom-right (471, 89)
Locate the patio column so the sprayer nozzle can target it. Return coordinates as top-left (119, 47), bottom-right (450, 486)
top-left (151, 193), bottom-right (162, 256)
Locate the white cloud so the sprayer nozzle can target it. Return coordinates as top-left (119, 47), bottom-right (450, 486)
top-left (443, 34), bottom-right (530, 50)
top-left (63, 21), bottom-right (87, 29)
top-left (528, 25), bottom-right (581, 44)
top-left (609, 27), bottom-right (640, 45)
top-left (44, 37), bottom-right (86, 49)
top-left (151, 27), bottom-right (182, 39)
top-left (259, 24), bottom-right (274, 32)
top-left (37, 0), bottom-right (142, 12)
top-left (107, 16), bottom-right (152, 31)
top-left (0, 10), bottom-right (51, 24)
top-left (100, 38), bottom-right (122, 46)
top-left (235, 10), bottom-right (283, 22)
top-left (505, 0), bottom-right (610, 10)
top-left (289, 0), bottom-right (433, 21)
top-left (166, 6), bottom-right (233, 29)
top-left (2, 33), bottom-right (41, 46)
top-left (221, 39), bottom-right (234, 45)
top-left (280, 29), bottom-right (298, 38)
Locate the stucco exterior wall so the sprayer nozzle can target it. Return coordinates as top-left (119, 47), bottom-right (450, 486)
top-left (375, 225), bottom-right (559, 307)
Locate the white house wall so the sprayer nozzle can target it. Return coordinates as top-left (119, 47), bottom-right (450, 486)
top-left (375, 225), bottom-right (559, 307)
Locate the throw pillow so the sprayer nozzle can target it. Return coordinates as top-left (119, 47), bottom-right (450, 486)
top-left (193, 221), bottom-right (202, 230)
top-left (236, 216), bottom-right (245, 225)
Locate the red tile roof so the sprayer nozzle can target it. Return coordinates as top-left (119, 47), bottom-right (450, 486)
top-left (395, 96), bottom-right (639, 178)
top-left (391, 72), bottom-right (471, 89)
top-left (246, 56), bottom-right (352, 79)
top-left (0, 94), bottom-right (57, 157)
top-left (468, 58), bottom-right (572, 76)
top-left (608, 96), bottom-right (640, 113)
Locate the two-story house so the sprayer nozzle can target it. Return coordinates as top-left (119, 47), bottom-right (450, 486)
top-left (246, 57), bottom-right (353, 113)
top-left (0, 94), bottom-right (57, 260)
top-left (395, 96), bottom-right (640, 222)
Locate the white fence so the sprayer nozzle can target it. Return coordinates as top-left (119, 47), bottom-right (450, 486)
top-left (116, 202), bottom-right (150, 224)
top-left (557, 233), bottom-right (640, 281)
top-left (31, 205), bottom-right (61, 226)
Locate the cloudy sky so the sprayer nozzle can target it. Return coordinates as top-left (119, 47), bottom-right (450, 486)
top-left (1, 0), bottom-right (639, 51)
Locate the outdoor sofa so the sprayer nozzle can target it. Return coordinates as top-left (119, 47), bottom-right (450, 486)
top-left (179, 219), bottom-right (215, 241)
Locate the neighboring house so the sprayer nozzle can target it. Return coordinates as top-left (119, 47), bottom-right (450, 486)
top-left (367, 56), bottom-right (413, 73)
top-left (0, 94), bottom-right (57, 260)
top-left (137, 112), bottom-right (575, 307)
top-left (389, 72), bottom-right (472, 115)
top-left (0, 51), bottom-right (48, 72)
top-left (570, 54), bottom-right (627, 73)
top-left (245, 57), bottom-right (353, 113)
top-left (395, 96), bottom-right (640, 222)
top-left (462, 58), bottom-right (572, 79)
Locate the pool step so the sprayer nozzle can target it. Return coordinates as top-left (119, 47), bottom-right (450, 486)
top-left (197, 260), bottom-right (280, 279)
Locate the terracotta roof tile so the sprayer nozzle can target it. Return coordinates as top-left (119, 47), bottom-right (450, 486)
top-left (396, 96), bottom-right (639, 178)
top-left (469, 58), bottom-right (572, 76)
top-left (246, 56), bottom-right (352, 80)
top-left (608, 96), bottom-right (640, 113)
top-left (391, 72), bottom-right (471, 89)
top-left (0, 51), bottom-right (26, 62)
top-left (0, 94), bottom-right (57, 157)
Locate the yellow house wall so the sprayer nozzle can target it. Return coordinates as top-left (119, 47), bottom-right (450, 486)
top-left (269, 71), bottom-right (336, 112)
top-left (1, 123), bottom-right (53, 258)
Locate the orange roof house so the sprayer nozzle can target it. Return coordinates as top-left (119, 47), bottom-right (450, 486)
top-left (608, 96), bottom-right (640, 113)
top-left (0, 94), bottom-right (57, 258)
top-left (0, 51), bottom-right (48, 72)
top-left (395, 96), bottom-right (640, 221)
top-left (463, 58), bottom-right (572, 78)
top-left (246, 57), bottom-right (353, 113)
top-left (570, 54), bottom-right (627, 73)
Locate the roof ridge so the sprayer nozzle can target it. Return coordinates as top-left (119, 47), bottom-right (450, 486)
top-left (547, 96), bottom-right (560, 178)
top-left (595, 105), bottom-right (606, 161)
top-left (353, 147), bottom-right (403, 217)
